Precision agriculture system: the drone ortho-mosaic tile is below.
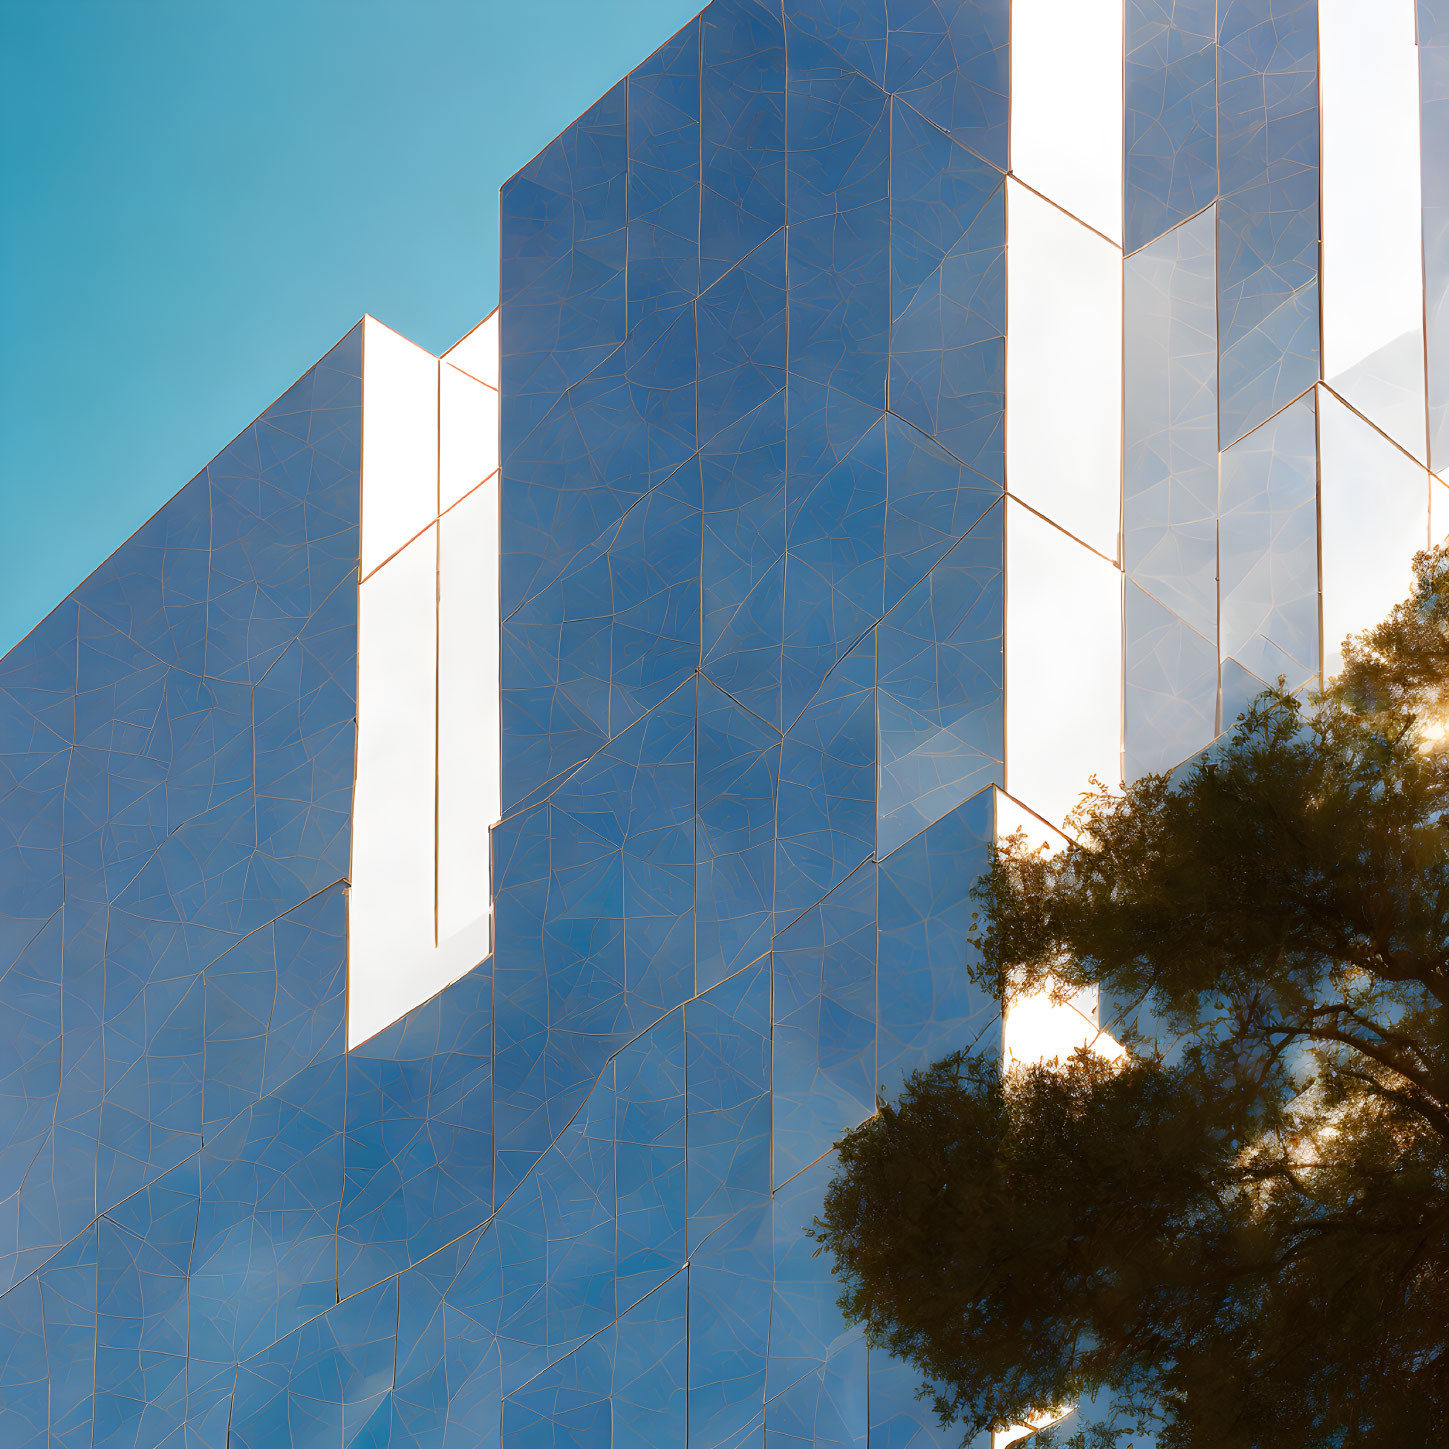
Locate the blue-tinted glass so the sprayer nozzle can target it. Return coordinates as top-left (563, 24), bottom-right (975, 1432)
top-left (784, 0), bottom-right (888, 85)
top-left (767, 1166), bottom-right (870, 1449)
top-left (502, 1321), bottom-right (613, 1449)
top-left (1, 332), bottom-right (361, 1426)
top-left (629, 19), bottom-right (702, 328)
top-left (782, 422), bottom-right (886, 729)
top-left (608, 462), bottom-right (702, 736)
top-left (614, 1272), bottom-right (688, 1449)
top-left (25, 1226), bottom-right (101, 1448)
top-left (615, 1012), bottom-right (686, 1303)
top-left (1218, 280), bottom-right (1319, 449)
top-left (494, 1060), bottom-right (614, 1378)
top-left (1423, 42), bottom-right (1449, 469)
top-left (701, 391), bottom-right (788, 727)
top-left (2, 331), bottom-right (360, 1321)
top-left (767, 1332), bottom-right (868, 1449)
top-left (493, 681), bottom-right (694, 1199)
top-left (687, 954), bottom-right (771, 1246)
top-left (3, 924), bottom-right (100, 1291)
top-left (93, 934), bottom-right (209, 1217)
top-left (93, 1159), bottom-right (197, 1448)
top-left (394, 1224), bottom-right (502, 1449)
top-left (1218, 177), bottom-right (1318, 363)
top-left (1216, 0), bottom-right (1319, 197)
top-left (202, 883), bottom-right (346, 1138)
top-left (1425, 2), bottom-right (1449, 44)
top-left (500, 295), bottom-right (699, 653)
top-left (0, 1272), bottom-right (49, 1446)
top-left (500, 83), bottom-right (628, 443)
top-left (80, 472), bottom-right (210, 678)
top-left (1125, 0), bottom-right (1218, 253)
top-left (502, 457), bottom-right (700, 814)
top-left (202, 329), bottom-right (362, 686)
top-left (883, 0), bottom-right (1010, 170)
top-left (1124, 583), bottom-right (1219, 781)
top-left (702, 0), bottom-right (787, 291)
top-left (1216, 0), bottom-right (1320, 445)
top-left (877, 504), bottom-right (1004, 858)
top-left (229, 1277), bottom-right (397, 1449)
top-left (1219, 390), bottom-right (1320, 690)
top-left (339, 962), bottom-right (492, 1298)
top-left (689, 1199), bottom-right (772, 1449)
top-left (888, 103), bottom-right (1005, 477)
top-left (885, 415), bottom-right (1000, 612)
top-left (786, 375), bottom-right (882, 531)
top-left (189, 1056), bottom-right (346, 1372)
top-left (768, 1156), bottom-right (865, 1405)
top-left (696, 679), bottom-right (782, 991)
top-left (787, 68), bottom-right (891, 408)
top-left (0, 912), bottom-right (62, 1260)
top-left (252, 612), bottom-right (357, 902)
top-left (0, 599), bottom-right (74, 981)
top-left (775, 634), bottom-right (876, 930)
top-left (772, 865), bottom-right (875, 1182)
top-left (877, 790), bottom-right (998, 1099)
top-left (698, 228), bottom-right (787, 450)
top-left (1124, 205), bottom-right (1219, 638)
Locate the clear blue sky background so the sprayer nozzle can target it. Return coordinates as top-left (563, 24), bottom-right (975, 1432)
top-left (0, 0), bottom-right (704, 654)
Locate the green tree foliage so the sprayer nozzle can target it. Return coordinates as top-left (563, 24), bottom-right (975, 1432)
top-left (814, 547), bottom-right (1449, 1447)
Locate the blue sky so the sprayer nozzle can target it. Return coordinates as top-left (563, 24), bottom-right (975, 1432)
top-left (0, 0), bottom-right (703, 654)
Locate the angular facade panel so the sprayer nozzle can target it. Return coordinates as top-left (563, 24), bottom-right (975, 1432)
top-left (3, 4), bottom-right (1445, 1446)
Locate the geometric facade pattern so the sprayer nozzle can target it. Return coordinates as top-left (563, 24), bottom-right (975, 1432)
top-left (4, 3), bottom-right (1449, 1447)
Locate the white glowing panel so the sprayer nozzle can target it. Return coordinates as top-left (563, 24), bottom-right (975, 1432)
top-left (993, 790), bottom-right (1124, 1071)
top-left (1006, 182), bottom-right (1123, 559)
top-left (437, 476), bottom-right (501, 964)
top-left (1006, 503), bottom-right (1123, 834)
top-left (1319, 389), bottom-right (1429, 676)
top-left (444, 310), bottom-right (500, 389)
top-left (1435, 479), bottom-right (1449, 546)
top-left (1320, 0), bottom-right (1427, 458)
top-left (1010, 0), bottom-right (1124, 242)
top-left (1003, 988), bottom-right (1124, 1070)
top-left (994, 791), bottom-right (1069, 859)
top-left (440, 361), bottom-right (499, 514)
top-left (350, 528), bottom-right (438, 1047)
top-left (361, 316), bottom-right (440, 577)
top-left (993, 1411), bottom-right (1075, 1449)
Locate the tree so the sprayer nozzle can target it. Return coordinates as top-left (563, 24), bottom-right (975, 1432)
top-left (813, 546), bottom-right (1449, 1447)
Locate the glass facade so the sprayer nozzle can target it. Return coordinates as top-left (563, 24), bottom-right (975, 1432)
top-left (1, 2), bottom-right (1446, 1446)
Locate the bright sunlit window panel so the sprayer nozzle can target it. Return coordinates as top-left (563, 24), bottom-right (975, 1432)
top-left (1010, 0), bottom-right (1125, 242)
top-left (993, 1409), bottom-right (1076, 1449)
top-left (994, 790), bottom-right (1126, 1070)
top-left (361, 316), bottom-right (440, 577)
top-left (1005, 182), bottom-right (1123, 560)
top-left (1319, 388), bottom-right (1430, 677)
top-left (444, 309), bottom-right (500, 390)
top-left (994, 789), bottom-right (1069, 858)
top-left (350, 527), bottom-right (439, 1048)
top-left (1005, 502), bottom-right (1123, 835)
top-left (1004, 986), bottom-right (1126, 1069)
top-left (1435, 478), bottom-right (1449, 545)
top-left (437, 475), bottom-right (501, 973)
top-left (1320, 0), bottom-right (1427, 459)
top-left (440, 361), bottom-right (499, 514)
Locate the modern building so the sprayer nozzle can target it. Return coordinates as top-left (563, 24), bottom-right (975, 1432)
top-left (2, 1), bottom-right (1446, 1445)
